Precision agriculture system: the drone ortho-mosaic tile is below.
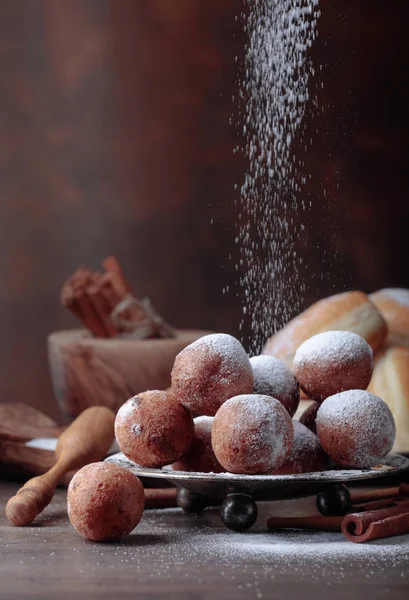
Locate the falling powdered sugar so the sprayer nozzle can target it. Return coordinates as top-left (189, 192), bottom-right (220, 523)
top-left (234, 0), bottom-right (321, 354)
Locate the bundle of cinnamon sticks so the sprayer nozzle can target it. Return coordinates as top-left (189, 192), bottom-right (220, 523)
top-left (267, 483), bottom-right (409, 543)
top-left (61, 256), bottom-right (174, 339)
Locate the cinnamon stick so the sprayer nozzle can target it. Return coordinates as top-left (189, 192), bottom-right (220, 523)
top-left (61, 256), bottom-right (174, 339)
top-left (75, 293), bottom-right (109, 337)
top-left (342, 502), bottom-right (409, 543)
top-left (349, 486), bottom-right (400, 505)
top-left (144, 488), bottom-right (177, 509)
top-left (102, 256), bottom-right (133, 297)
top-left (266, 492), bottom-right (409, 542)
top-left (60, 267), bottom-right (91, 303)
top-left (61, 267), bottom-right (109, 337)
top-left (97, 273), bottom-right (123, 312)
top-left (400, 483), bottom-right (409, 496)
top-left (267, 515), bottom-right (342, 532)
top-left (352, 496), bottom-right (409, 512)
top-left (86, 282), bottom-right (118, 337)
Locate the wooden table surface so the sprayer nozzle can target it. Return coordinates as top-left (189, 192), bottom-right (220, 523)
top-left (1, 481), bottom-right (409, 600)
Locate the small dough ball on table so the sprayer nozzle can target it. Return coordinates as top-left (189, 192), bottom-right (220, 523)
top-left (171, 416), bottom-right (224, 473)
top-left (67, 462), bottom-right (144, 542)
top-left (273, 421), bottom-right (328, 474)
top-left (115, 390), bottom-right (194, 467)
top-left (293, 330), bottom-right (374, 403)
top-left (368, 345), bottom-right (409, 453)
top-left (263, 290), bottom-right (386, 368)
top-left (316, 390), bottom-right (396, 468)
top-left (171, 333), bottom-right (253, 416)
top-left (298, 400), bottom-right (320, 434)
top-left (211, 394), bottom-right (293, 474)
top-left (370, 288), bottom-right (409, 348)
top-left (250, 355), bottom-right (300, 417)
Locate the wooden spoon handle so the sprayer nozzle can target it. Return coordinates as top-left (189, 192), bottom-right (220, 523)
top-left (5, 467), bottom-right (61, 526)
top-left (55, 406), bottom-right (116, 468)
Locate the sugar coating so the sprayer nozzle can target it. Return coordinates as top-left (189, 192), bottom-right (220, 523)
top-left (294, 330), bottom-right (373, 368)
top-left (212, 394), bottom-right (294, 474)
top-left (116, 396), bottom-right (140, 421)
top-left (187, 333), bottom-right (251, 372)
top-left (316, 390), bottom-right (396, 468)
top-left (250, 355), bottom-right (300, 416)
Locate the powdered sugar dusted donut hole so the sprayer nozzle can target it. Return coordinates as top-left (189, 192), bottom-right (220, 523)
top-left (273, 421), bottom-right (328, 474)
top-left (316, 390), bottom-right (396, 468)
top-left (67, 462), bottom-right (145, 542)
top-left (293, 330), bottom-right (374, 402)
top-left (171, 333), bottom-right (253, 416)
top-left (171, 416), bottom-right (224, 473)
top-left (211, 394), bottom-right (293, 474)
top-left (115, 390), bottom-right (194, 468)
top-left (250, 355), bottom-right (300, 417)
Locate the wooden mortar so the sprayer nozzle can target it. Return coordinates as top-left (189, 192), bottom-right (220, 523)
top-left (48, 328), bottom-right (209, 419)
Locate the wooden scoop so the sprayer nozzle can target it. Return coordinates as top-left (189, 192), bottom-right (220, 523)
top-left (5, 406), bottom-right (115, 526)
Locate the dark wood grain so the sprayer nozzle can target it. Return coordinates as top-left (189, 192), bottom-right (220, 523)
top-left (0, 481), bottom-right (409, 599)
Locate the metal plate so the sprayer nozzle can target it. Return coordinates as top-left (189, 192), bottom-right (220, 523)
top-left (106, 452), bottom-right (409, 501)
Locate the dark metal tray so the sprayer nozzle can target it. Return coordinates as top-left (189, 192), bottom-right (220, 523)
top-left (106, 452), bottom-right (409, 531)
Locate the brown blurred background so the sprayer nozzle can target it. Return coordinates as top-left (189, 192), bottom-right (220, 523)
top-left (0, 0), bottom-right (408, 420)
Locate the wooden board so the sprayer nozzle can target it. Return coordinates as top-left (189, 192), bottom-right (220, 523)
top-left (0, 403), bottom-right (64, 442)
top-left (0, 482), bottom-right (408, 599)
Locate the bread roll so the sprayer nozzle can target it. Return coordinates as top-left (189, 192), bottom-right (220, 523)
top-left (263, 291), bottom-right (387, 367)
top-left (367, 345), bottom-right (409, 454)
top-left (370, 288), bottom-right (409, 348)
